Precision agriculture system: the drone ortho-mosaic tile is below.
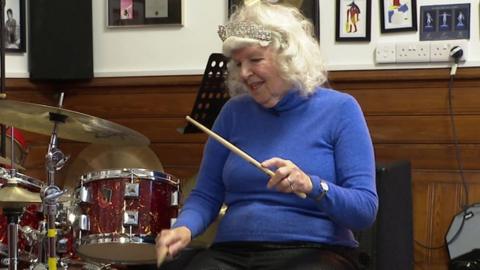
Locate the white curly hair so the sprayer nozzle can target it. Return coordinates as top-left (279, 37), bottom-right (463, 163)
top-left (221, 0), bottom-right (327, 96)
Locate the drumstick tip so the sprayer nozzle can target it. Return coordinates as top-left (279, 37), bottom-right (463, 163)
top-left (156, 246), bottom-right (168, 269)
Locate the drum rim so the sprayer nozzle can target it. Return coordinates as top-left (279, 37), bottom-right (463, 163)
top-left (76, 233), bottom-right (157, 265)
top-left (0, 169), bottom-right (43, 190)
top-left (80, 168), bottom-right (179, 186)
top-left (57, 258), bottom-right (104, 270)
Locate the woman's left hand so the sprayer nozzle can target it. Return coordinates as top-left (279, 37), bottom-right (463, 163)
top-left (261, 157), bottom-right (313, 195)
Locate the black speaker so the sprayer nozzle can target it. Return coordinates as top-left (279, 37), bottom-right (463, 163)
top-left (446, 204), bottom-right (480, 268)
top-left (355, 160), bottom-right (414, 270)
top-left (29, 0), bottom-right (93, 81)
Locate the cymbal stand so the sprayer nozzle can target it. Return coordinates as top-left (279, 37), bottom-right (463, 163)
top-left (3, 208), bottom-right (23, 270)
top-left (9, 127), bottom-right (17, 177)
top-left (42, 93), bottom-right (69, 270)
top-left (2, 128), bottom-right (20, 270)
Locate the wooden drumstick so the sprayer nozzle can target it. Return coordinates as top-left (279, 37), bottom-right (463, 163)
top-left (156, 245), bottom-right (168, 269)
top-left (186, 116), bottom-right (307, 199)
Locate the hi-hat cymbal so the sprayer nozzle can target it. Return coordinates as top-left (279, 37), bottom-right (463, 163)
top-left (0, 100), bottom-right (149, 145)
top-left (0, 156), bottom-right (25, 171)
top-left (0, 184), bottom-right (42, 208)
top-left (64, 144), bottom-right (164, 188)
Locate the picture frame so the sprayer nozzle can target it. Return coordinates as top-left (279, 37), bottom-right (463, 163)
top-left (419, 4), bottom-right (470, 41)
top-left (107, 0), bottom-right (182, 28)
top-left (380, 0), bottom-right (417, 33)
top-left (335, 0), bottom-right (371, 41)
top-left (3, 0), bottom-right (26, 53)
top-left (227, 0), bottom-right (320, 40)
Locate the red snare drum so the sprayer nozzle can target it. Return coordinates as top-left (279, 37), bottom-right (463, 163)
top-left (74, 168), bottom-right (180, 264)
top-left (0, 169), bottom-right (44, 262)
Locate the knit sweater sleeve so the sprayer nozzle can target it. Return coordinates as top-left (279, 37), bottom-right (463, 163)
top-left (172, 103), bottom-right (232, 237)
top-left (307, 95), bottom-right (378, 231)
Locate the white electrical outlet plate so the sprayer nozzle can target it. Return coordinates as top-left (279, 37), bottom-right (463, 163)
top-left (396, 42), bottom-right (430, 63)
top-left (430, 40), bottom-right (468, 62)
top-left (375, 43), bottom-right (396, 63)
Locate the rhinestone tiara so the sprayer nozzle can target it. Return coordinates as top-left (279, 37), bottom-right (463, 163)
top-left (218, 22), bottom-right (272, 43)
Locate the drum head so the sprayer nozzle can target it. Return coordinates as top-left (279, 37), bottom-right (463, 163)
top-left (64, 145), bottom-right (164, 189)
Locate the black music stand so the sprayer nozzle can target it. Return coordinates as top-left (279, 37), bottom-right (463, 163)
top-left (180, 53), bottom-right (230, 134)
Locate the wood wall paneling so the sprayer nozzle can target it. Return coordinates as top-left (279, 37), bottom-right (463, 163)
top-left (3, 68), bottom-right (480, 269)
top-left (330, 68), bottom-right (480, 269)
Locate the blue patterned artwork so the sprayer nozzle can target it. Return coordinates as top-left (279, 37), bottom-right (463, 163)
top-left (420, 4), bottom-right (470, 41)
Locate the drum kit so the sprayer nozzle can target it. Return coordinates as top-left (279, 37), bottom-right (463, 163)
top-left (0, 94), bottom-right (181, 270)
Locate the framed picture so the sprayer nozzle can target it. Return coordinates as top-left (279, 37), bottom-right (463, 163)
top-left (380, 0), bottom-right (417, 33)
top-left (335, 0), bottom-right (371, 41)
top-left (419, 4), bottom-right (470, 41)
top-left (227, 0), bottom-right (320, 40)
top-left (107, 0), bottom-right (182, 27)
top-left (3, 0), bottom-right (26, 53)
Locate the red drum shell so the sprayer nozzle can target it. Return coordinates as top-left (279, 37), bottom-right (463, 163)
top-left (75, 168), bottom-right (180, 264)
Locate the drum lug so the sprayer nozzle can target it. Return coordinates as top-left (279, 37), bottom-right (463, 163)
top-left (76, 186), bottom-right (91, 203)
top-left (124, 210), bottom-right (139, 226)
top-left (170, 190), bottom-right (179, 206)
top-left (78, 214), bottom-right (90, 231)
top-left (124, 183), bottom-right (140, 198)
top-left (170, 218), bottom-right (177, 228)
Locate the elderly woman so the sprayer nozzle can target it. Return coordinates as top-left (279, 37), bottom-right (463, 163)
top-left (156, 1), bottom-right (378, 269)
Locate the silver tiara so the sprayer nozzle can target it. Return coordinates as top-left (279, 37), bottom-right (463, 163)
top-left (218, 22), bottom-right (272, 42)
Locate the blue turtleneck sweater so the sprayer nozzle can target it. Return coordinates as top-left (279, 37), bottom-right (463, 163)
top-left (174, 87), bottom-right (378, 247)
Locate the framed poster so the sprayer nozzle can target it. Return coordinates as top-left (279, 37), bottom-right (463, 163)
top-left (419, 4), bottom-right (470, 41)
top-left (380, 0), bottom-right (417, 33)
top-left (3, 0), bottom-right (26, 52)
top-left (336, 0), bottom-right (371, 41)
top-left (107, 0), bottom-right (183, 27)
top-left (227, 0), bottom-right (320, 40)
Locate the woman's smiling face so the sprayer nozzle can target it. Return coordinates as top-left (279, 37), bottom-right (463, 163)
top-left (231, 45), bottom-right (291, 108)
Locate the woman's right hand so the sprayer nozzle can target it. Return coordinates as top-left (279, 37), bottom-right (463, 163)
top-left (155, 226), bottom-right (192, 259)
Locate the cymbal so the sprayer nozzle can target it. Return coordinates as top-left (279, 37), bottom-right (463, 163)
top-left (64, 144), bottom-right (164, 189)
top-left (0, 156), bottom-right (25, 171)
top-left (0, 184), bottom-right (42, 208)
top-left (0, 100), bottom-right (149, 145)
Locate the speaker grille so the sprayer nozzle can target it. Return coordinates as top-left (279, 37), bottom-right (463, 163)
top-left (29, 0), bottom-right (93, 80)
top-left (356, 160), bottom-right (414, 270)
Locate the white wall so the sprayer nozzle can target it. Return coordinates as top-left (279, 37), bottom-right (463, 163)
top-left (4, 0), bottom-right (480, 78)
top-left (322, 0), bottom-right (480, 71)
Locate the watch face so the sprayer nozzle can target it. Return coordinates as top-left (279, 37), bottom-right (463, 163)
top-left (320, 181), bottom-right (329, 192)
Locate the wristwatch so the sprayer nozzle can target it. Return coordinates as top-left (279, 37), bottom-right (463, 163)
top-left (314, 180), bottom-right (329, 202)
